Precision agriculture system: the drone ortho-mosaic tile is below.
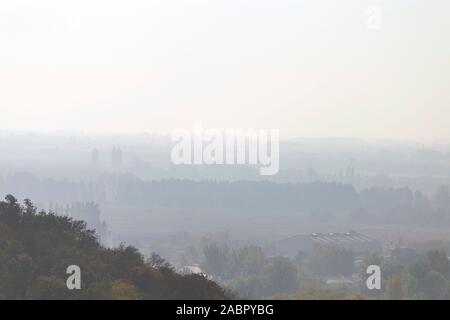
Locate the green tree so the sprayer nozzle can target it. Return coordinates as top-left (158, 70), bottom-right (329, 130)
top-left (384, 274), bottom-right (404, 300)
top-left (264, 257), bottom-right (298, 295)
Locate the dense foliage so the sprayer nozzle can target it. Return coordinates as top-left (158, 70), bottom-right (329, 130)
top-left (200, 242), bottom-right (450, 299)
top-left (0, 195), bottom-right (226, 300)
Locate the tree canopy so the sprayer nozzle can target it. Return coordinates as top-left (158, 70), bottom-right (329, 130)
top-left (0, 195), bottom-right (226, 300)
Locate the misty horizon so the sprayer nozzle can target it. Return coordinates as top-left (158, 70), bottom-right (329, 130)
top-left (1, 0), bottom-right (450, 141)
top-left (1, 0), bottom-right (450, 304)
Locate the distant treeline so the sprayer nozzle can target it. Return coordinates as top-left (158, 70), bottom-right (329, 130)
top-left (1, 172), bottom-right (449, 224)
top-left (116, 179), bottom-right (359, 213)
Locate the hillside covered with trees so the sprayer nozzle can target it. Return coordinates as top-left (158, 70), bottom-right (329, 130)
top-left (0, 195), bottom-right (226, 299)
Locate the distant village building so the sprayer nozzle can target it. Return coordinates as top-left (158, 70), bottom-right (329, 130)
top-left (269, 231), bottom-right (382, 258)
top-left (179, 264), bottom-right (209, 278)
top-left (325, 276), bottom-right (359, 289)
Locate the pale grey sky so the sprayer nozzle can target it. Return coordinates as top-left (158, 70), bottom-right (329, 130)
top-left (0, 0), bottom-right (449, 140)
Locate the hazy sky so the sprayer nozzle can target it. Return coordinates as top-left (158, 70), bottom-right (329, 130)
top-left (0, 0), bottom-right (449, 140)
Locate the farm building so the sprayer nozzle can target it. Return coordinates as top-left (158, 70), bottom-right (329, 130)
top-left (268, 231), bottom-right (382, 258)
